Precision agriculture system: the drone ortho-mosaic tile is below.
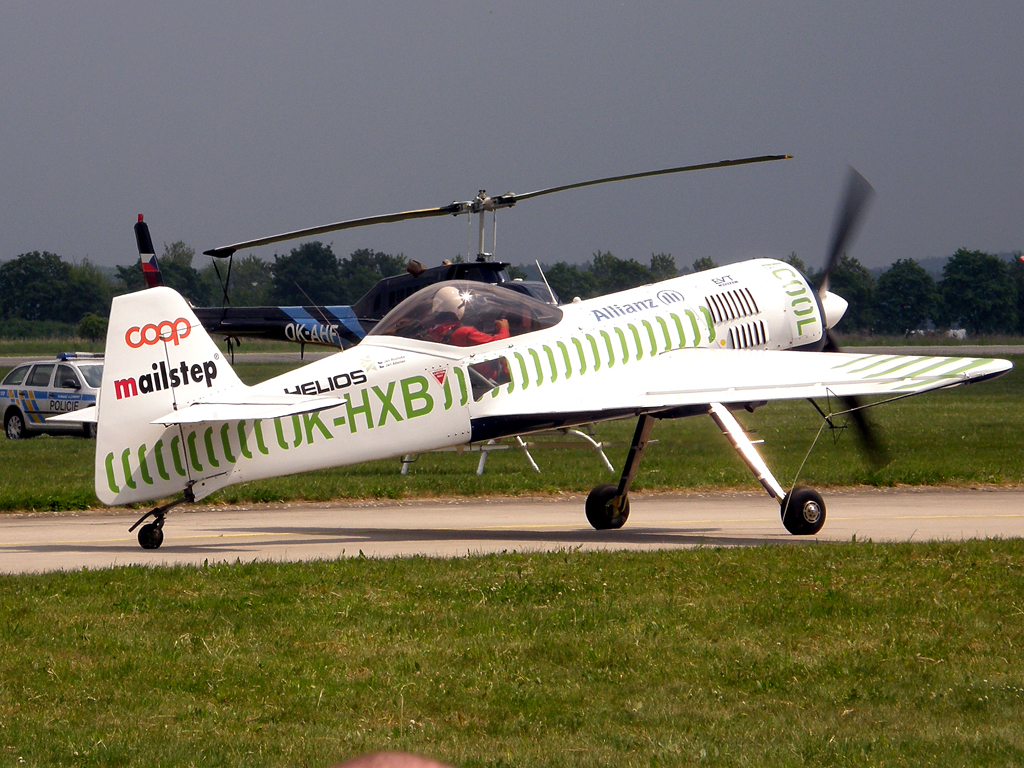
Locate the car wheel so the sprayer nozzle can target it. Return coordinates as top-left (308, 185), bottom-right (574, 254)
top-left (5, 409), bottom-right (32, 440)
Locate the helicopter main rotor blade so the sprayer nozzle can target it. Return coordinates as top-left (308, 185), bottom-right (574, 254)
top-left (508, 154), bottom-right (791, 204)
top-left (203, 203), bottom-right (467, 259)
top-left (204, 153), bottom-right (792, 258)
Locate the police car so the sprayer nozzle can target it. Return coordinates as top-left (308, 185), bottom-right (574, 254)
top-left (1, 353), bottom-right (102, 439)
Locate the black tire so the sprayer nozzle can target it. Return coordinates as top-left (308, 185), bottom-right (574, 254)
top-left (138, 523), bottom-right (164, 550)
top-left (5, 409), bottom-right (32, 440)
top-left (781, 486), bottom-right (826, 535)
top-left (81, 422), bottom-right (96, 439)
top-left (585, 484), bottom-right (630, 530)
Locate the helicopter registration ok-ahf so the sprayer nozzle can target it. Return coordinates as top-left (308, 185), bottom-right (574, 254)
top-left (72, 156), bottom-right (1013, 548)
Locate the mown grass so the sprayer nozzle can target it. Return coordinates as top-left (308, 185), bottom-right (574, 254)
top-left (2, 357), bottom-right (1022, 513)
top-left (2, 542), bottom-right (1023, 767)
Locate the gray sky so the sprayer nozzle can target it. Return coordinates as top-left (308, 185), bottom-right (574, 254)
top-left (1, 2), bottom-right (1021, 274)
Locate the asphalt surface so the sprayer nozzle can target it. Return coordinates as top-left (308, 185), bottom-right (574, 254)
top-left (2, 487), bottom-right (1022, 574)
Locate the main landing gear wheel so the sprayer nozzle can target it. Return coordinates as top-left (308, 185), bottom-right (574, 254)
top-left (781, 486), bottom-right (826, 535)
top-left (586, 484), bottom-right (630, 530)
top-left (138, 522), bottom-right (164, 549)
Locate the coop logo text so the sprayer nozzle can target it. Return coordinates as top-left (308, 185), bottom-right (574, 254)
top-left (125, 318), bottom-right (192, 348)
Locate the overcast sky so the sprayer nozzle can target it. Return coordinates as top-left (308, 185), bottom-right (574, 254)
top-left (1, 2), bottom-right (1021, 274)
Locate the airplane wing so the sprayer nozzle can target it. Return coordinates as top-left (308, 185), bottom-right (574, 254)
top-left (474, 349), bottom-right (1012, 420)
top-left (644, 349), bottom-right (1010, 404)
top-left (149, 392), bottom-right (346, 425)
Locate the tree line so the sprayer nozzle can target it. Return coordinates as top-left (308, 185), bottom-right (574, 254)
top-left (1, 242), bottom-right (1022, 339)
top-left (0, 242), bottom-right (407, 339)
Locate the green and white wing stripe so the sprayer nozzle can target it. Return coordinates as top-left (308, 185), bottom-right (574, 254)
top-left (642, 349), bottom-right (1012, 406)
top-left (472, 348), bottom-right (1012, 417)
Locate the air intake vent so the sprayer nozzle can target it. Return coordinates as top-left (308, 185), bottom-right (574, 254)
top-left (704, 288), bottom-right (760, 324)
top-left (728, 320), bottom-right (769, 349)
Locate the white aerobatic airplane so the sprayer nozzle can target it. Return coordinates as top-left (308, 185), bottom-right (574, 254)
top-left (56, 156), bottom-right (1013, 548)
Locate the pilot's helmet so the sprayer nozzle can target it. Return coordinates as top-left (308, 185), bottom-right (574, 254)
top-left (431, 285), bottom-right (468, 320)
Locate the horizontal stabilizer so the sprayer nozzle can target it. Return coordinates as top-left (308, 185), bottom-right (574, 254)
top-left (150, 393), bottom-right (346, 425)
top-left (47, 406), bottom-right (98, 424)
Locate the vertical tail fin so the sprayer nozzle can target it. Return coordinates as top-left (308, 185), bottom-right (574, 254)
top-left (95, 286), bottom-right (243, 505)
top-left (135, 214), bottom-right (163, 289)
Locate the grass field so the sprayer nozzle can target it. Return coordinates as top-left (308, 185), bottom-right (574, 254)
top-left (2, 345), bottom-right (1022, 767)
top-left (2, 541), bottom-right (1023, 767)
top-left (2, 355), bottom-right (1022, 512)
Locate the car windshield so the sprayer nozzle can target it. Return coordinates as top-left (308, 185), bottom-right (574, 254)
top-left (78, 364), bottom-right (103, 388)
top-left (368, 280), bottom-right (563, 347)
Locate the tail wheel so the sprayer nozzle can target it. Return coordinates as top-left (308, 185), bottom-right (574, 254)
top-left (781, 487), bottom-right (826, 535)
top-left (586, 484), bottom-right (630, 530)
top-left (138, 522), bottom-right (164, 549)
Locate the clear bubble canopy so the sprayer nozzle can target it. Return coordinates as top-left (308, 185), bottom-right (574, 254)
top-left (369, 280), bottom-right (563, 346)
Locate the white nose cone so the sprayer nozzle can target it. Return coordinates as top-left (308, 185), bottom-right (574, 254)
top-left (820, 291), bottom-right (849, 329)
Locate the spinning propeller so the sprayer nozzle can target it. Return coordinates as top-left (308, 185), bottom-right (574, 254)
top-left (815, 167), bottom-right (889, 468)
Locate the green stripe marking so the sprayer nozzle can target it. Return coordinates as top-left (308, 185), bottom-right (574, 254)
top-left (656, 317), bottom-right (671, 353)
top-left (831, 354), bottom-right (880, 370)
top-left (615, 327), bottom-right (630, 364)
top-left (685, 310), bottom-right (701, 346)
top-left (865, 357), bottom-right (942, 379)
top-left (154, 440), bottom-right (171, 481)
top-left (138, 445), bottom-right (154, 485)
top-left (275, 419), bottom-right (289, 450)
top-left (254, 420), bottom-right (270, 455)
top-left (529, 348), bottom-right (544, 386)
top-left (170, 435), bottom-right (187, 476)
top-left (601, 331), bottom-right (615, 368)
top-left (557, 341), bottom-right (572, 379)
top-left (221, 423), bottom-right (237, 463)
top-left (670, 313), bottom-right (686, 348)
top-left (572, 337), bottom-right (586, 375)
top-left (105, 453), bottom-right (119, 494)
top-left (453, 366), bottom-right (468, 405)
top-left (894, 359), bottom-right (990, 389)
top-left (700, 306), bottom-right (716, 342)
top-left (515, 352), bottom-right (529, 390)
top-left (204, 427), bottom-right (221, 467)
top-left (543, 345), bottom-right (558, 383)
top-left (121, 449), bottom-right (137, 490)
top-left (642, 320), bottom-right (658, 356)
top-left (847, 356), bottom-right (910, 374)
top-left (587, 334), bottom-right (601, 371)
top-left (238, 422), bottom-right (253, 459)
top-left (188, 432), bottom-right (204, 471)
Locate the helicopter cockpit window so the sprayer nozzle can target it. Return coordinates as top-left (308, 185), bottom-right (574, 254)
top-left (369, 280), bottom-right (563, 347)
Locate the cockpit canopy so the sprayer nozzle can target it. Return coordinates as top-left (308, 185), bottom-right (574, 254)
top-left (369, 280), bottom-right (563, 346)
